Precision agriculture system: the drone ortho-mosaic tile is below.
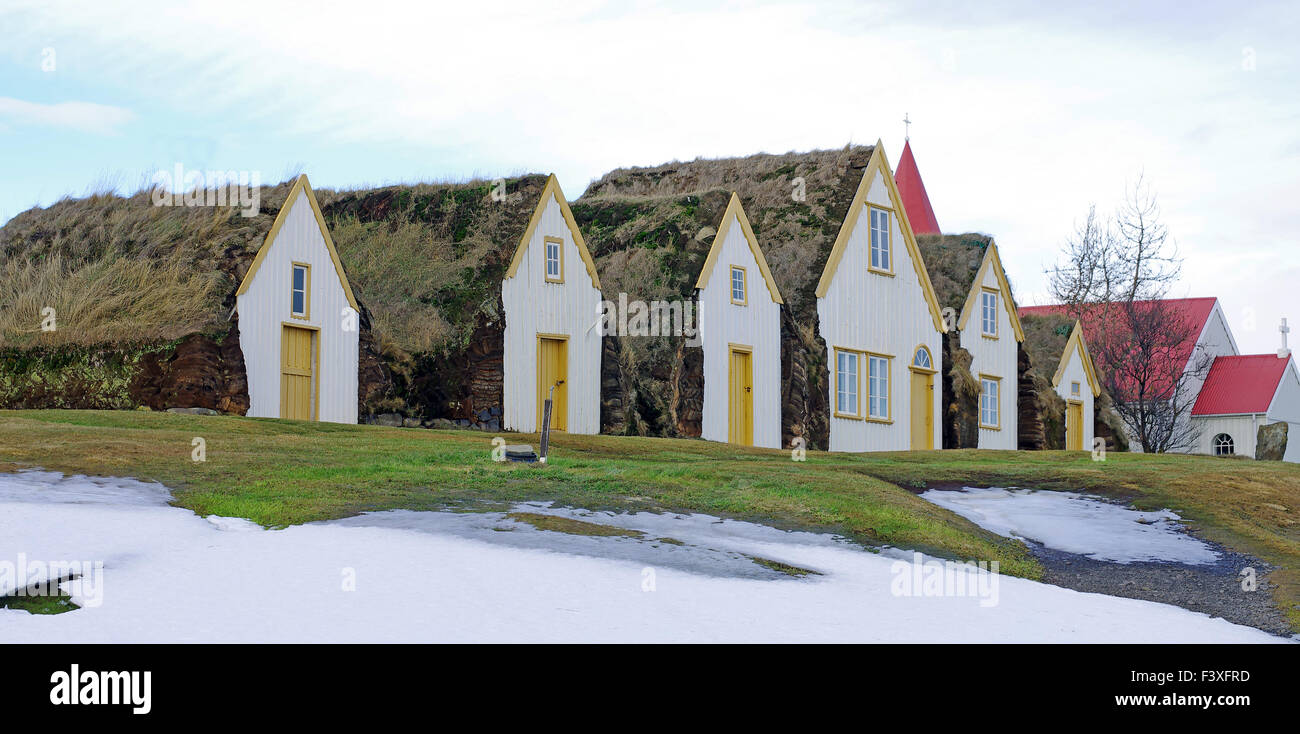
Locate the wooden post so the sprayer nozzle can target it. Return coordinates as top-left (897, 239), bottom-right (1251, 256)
top-left (539, 383), bottom-right (556, 463)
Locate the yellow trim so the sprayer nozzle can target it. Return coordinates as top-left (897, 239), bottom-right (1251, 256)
top-left (535, 332), bottom-right (570, 432)
top-left (908, 344), bottom-right (937, 374)
top-left (280, 321), bottom-right (321, 422)
top-left (727, 344), bottom-right (755, 446)
top-left (505, 174), bottom-right (601, 290)
top-left (957, 242), bottom-right (1025, 342)
top-left (814, 142), bottom-right (945, 332)
top-left (729, 265), bottom-right (749, 306)
top-left (865, 351), bottom-right (894, 423)
top-left (1052, 321), bottom-right (1101, 397)
top-left (866, 204), bottom-right (896, 277)
top-left (290, 261), bottom-right (311, 320)
top-left (236, 174), bottom-right (359, 312)
top-left (543, 235), bottom-right (565, 283)
top-left (695, 192), bottom-right (784, 304)
top-left (978, 373), bottom-right (1002, 431)
top-left (832, 346), bottom-right (865, 420)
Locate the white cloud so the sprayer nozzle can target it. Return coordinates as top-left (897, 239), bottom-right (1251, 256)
top-left (1, 0), bottom-right (1297, 354)
top-left (0, 97), bottom-right (134, 135)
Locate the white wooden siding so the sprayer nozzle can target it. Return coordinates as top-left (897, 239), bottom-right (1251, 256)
top-left (1194, 415), bottom-right (1261, 458)
top-left (236, 191), bottom-right (359, 424)
top-left (1055, 345), bottom-right (1094, 451)
top-left (817, 171), bottom-right (943, 452)
top-left (960, 262), bottom-right (1019, 449)
top-left (699, 212), bottom-right (782, 448)
top-left (502, 192), bottom-right (602, 434)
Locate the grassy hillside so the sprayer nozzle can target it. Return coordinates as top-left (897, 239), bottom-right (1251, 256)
top-left (2, 409), bottom-right (1299, 629)
top-left (0, 176), bottom-right (550, 418)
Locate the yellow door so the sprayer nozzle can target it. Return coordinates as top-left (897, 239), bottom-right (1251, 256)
top-left (1067, 402), bottom-right (1084, 451)
top-left (728, 348), bottom-right (753, 446)
top-left (537, 336), bottom-right (568, 431)
top-left (910, 372), bottom-right (933, 450)
top-left (280, 325), bottom-right (316, 421)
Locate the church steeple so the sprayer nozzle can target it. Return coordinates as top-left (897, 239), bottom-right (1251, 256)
top-left (895, 138), bottom-right (941, 236)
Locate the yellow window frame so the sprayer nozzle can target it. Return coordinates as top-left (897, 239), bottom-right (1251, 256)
top-left (979, 373), bottom-right (1002, 430)
top-left (290, 262), bottom-right (311, 320)
top-left (865, 351), bottom-right (894, 423)
top-left (867, 204), bottom-right (895, 277)
top-left (832, 346), bottom-right (864, 420)
top-left (729, 265), bottom-right (748, 305)
top-left (543, 236), bottom-right (565, 283)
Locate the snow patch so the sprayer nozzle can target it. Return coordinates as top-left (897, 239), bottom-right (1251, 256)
top-left (920, 487), bottom-right (1221, 565)
top-left (0, 470), bottom-right (1280, 643)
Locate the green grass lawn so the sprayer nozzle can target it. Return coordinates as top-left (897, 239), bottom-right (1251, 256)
top-left (2, 409), bottom-right (1298, 629)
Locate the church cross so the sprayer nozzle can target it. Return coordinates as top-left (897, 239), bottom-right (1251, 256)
top-left (1281, 317), bottom-right (1291, 355)
top-left (903, 113), bottom-right (912, 141)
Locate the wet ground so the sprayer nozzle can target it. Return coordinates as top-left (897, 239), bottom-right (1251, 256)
top-left (919, 486), bottom-right (1294, 637)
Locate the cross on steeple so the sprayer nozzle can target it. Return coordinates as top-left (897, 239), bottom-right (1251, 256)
top-left (903, 113), bottom-right (912, 141)
top-left (1280, 317), bottom-right (1291, 358)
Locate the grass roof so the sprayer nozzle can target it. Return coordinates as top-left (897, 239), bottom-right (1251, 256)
top-left (580, 145), bottom-right (875, 322)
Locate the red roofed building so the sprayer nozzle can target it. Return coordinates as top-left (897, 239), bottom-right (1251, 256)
top-left (1191, 352), bottom-right (1300, 459)
top-left (1019, 297), bottom-right (1236, 403)
top-left (894, 140), bottom-right (941, 236)
top-left (1020, 298), bottom-right (1300, 460)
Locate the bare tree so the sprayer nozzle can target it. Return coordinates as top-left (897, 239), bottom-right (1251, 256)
top-left (1047, 175), bottom-right (1201, 453)
top-left (1048, 174), bottom-right (1180, 308)
top-left (1091, 300), bottom-right (1211, 453)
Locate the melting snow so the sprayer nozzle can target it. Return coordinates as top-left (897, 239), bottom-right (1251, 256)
top-left (0, 470), bottom-right (1281, 643)
top-left (920, 487), bottom-right (1221, 565)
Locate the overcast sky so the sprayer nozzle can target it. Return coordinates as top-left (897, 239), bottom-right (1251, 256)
top-left (2, 0), bottom-right (1296, 355)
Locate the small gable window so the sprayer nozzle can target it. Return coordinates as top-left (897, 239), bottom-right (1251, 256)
top-left (544, 236), bottom-right (564, 283)
top-left (913, 346), bottom-right (932, 370)
top-left (1071, 381), bottom-right (1081, 397)
top-left (835, 349), bottom-right (860, 418)
top-left (291, 263), bottom-right (310, 319)
top-left (730, 265), bottom-right (748, 305)
top-left (1213, 433), bottom-right (1234, 456)
top-left (981, 291), bottom-right (998, 337)
top-left (980, 376), bottom-right (1000, 429)
top-left (869, 207), bottom-right (892, 273)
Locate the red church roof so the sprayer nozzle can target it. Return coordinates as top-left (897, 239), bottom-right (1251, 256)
top-left (1019, 297), bottom-right (1221, 400)
top-left (1192, 354), bottom-right (1290, 416)
top-left (895, 140), bottom-right (941, 235)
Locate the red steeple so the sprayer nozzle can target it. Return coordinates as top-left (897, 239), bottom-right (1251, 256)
top-left (895, 139), bottom-right (941, 235)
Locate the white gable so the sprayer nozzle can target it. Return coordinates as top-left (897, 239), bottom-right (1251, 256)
top-left (697, 202), bottom-right (782, 448)
top-left (816, 150), bottom-right (944, 452)
top-left (959, 250), bottom-right (1020, 449)
top-left (501, 181), bottom-right (603, 434)
top-left (236, 180), bottom-right (359, 424)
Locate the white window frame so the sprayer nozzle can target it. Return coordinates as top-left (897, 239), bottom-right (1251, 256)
top-left (1213, 433), bottom-right (1234, 456)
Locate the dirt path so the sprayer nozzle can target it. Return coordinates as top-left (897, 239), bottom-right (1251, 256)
top-left (1030, 539), bottom-right (1293, 637)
